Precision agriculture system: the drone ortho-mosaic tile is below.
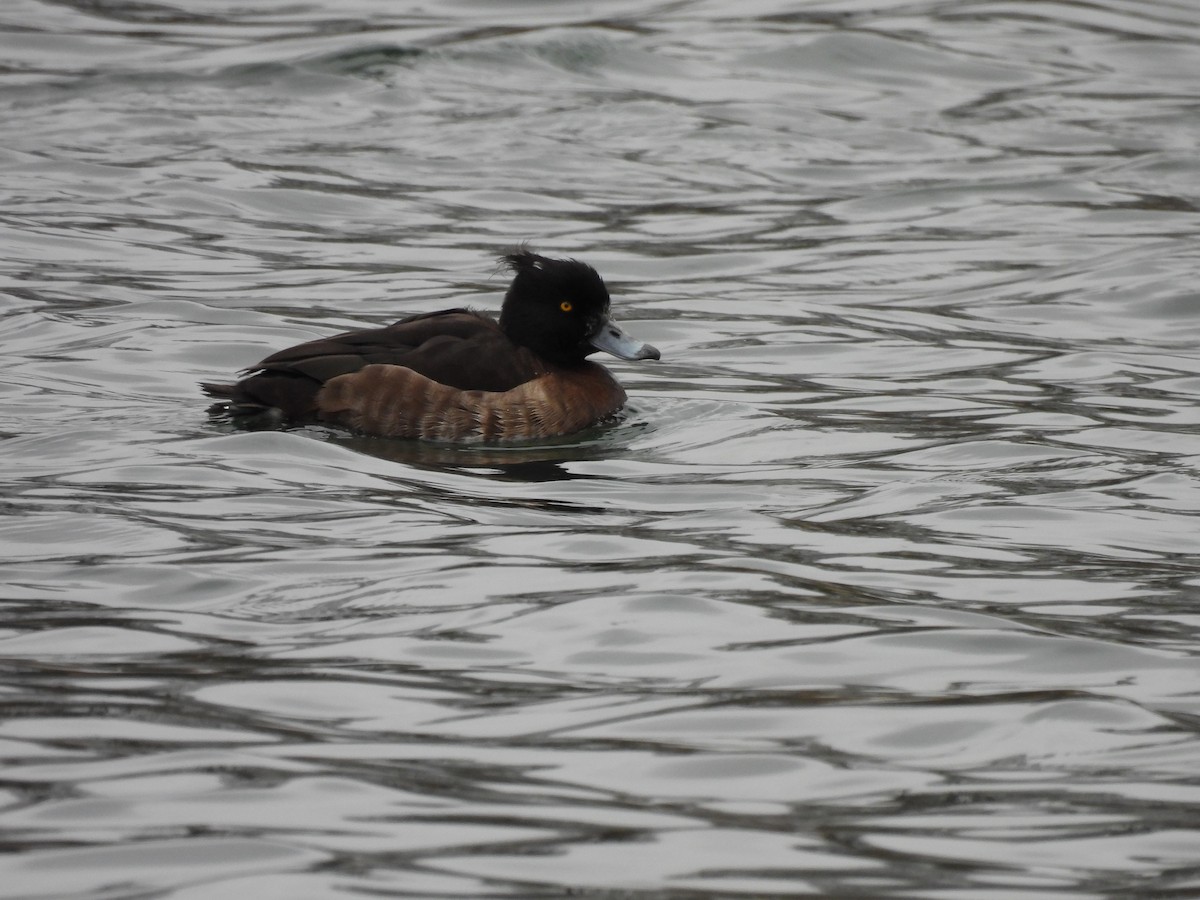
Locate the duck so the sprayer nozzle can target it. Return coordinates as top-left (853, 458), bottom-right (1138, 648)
top-left (201, 248), bottom-right (660, 443)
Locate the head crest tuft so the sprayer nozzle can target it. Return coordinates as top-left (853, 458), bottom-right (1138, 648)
top-left (500, 243), bottom-right (547, 274)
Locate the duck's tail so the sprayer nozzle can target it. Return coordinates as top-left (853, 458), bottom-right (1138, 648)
top-left (200, 382), bottom-right (281, 427)
top-left (200, 382), bottom-right (235, 401)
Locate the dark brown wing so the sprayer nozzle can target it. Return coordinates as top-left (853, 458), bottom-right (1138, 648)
top-left (204, 309), bottom-right (547, 421)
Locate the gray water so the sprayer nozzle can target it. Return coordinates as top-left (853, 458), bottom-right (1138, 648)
top-left (4, 1), bottom-right (1200, 897)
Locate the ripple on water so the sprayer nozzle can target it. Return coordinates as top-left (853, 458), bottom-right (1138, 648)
top-left (4, 0), bottom-right (1200, 897)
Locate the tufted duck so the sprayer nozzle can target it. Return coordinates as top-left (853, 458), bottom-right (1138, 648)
top-left (201, 249), bottom-right (660, 442)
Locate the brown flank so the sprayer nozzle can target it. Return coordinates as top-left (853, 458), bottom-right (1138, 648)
top-left (315, 362), bottom-right (627, 443)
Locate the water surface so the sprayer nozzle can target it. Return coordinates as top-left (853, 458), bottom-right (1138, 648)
top-left (3, 1), bottom-right (1200, 897)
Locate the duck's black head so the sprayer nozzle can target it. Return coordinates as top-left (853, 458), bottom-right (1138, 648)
top-left (498, 248), bottom-right (660, 367)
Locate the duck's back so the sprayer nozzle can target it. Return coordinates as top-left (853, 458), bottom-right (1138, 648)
top-left (204, 309), bottom-right (546, 420)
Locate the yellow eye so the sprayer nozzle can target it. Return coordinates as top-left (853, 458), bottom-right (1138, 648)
top-left (560, 301), bottom-right (573, 312)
